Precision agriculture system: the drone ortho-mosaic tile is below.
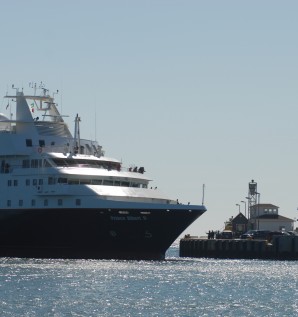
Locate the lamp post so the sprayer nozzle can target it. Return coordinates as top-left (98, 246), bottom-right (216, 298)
top-left (245, 197), bottom-right (250, 219)
top-left (255, 192), bottom-right (260, 230)
top-left (236, 203), bottom-right (240, 214)
top-left (241, 200), bottom-right (246, 218)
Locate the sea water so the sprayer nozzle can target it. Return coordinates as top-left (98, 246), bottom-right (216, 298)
top-left (0, 245), bottom-right (297, 317)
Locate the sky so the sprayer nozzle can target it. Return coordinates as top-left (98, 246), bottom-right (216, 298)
top-left (0, 1), bottom-right (298, 237)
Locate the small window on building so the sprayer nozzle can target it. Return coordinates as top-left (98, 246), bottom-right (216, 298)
top-left (76, 199), bottom-right (81, 206)
top-left (7, 200), bottom-right (11, 207)
top-left (33, 179), bottom-right (37, 186)
top-left (19, 200), bottom-right (23, 207)
top-left (51, 141), bottom-right (55, 146)
top-left (26, 139), bottom-right (32, 147)
top-left (14, 180), bottom-right (18, 186)
top-left (44, 199), bottom-right (48, 206)
top-left (31, 199), bottom-right (36, 207)
top-left (8, 180), bottom-right (12, 186)
top-left (58, 199), bottom-right (63, 206)
top-left (39, 179), bottom-right (43, 185)
top-left (26, 179), bottom-right (30, 186)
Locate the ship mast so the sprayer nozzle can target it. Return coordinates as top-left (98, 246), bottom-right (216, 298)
top-left (73, 113), bottom-right (81, 154)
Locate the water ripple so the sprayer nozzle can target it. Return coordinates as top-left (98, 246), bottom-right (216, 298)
top-left (0, 248), bottom-right (297, 316)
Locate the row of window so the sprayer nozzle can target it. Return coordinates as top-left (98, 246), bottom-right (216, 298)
top-left (7, 177), bottom-right (148, 188)
top-left (264, 208), bottom-right (278, 213)
top-left (8, 179), bottom-right (43, 186)
top-left (22, 159), bottom-right (52, 168)
top-left (6, 198), bottom-right (81, 207)
top-left (52, 158), bottom-right (121, 171)
top-left (26, 139), bottom-right (52, 147)
top-left (21, 158), bottom-right (121, 171)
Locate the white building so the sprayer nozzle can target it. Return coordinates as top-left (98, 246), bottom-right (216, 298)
top-left (249, 204), bottom-right (294, 231)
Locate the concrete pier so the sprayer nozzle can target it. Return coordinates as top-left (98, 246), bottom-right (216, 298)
top-left (179, 235), bottom-right (298, 260)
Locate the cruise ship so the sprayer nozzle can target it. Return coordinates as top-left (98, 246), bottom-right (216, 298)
top-left (0, 84), bottom-right (206, 260)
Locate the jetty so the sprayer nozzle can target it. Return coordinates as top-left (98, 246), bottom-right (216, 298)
top-left (179, 235), bottom-right (298, 260)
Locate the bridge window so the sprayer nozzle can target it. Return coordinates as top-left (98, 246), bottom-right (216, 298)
top-left (92, 179), bottom-right (102, 185)
top-left (23, 160), bottom-right (30, 168)
top-left (44, 160), bottom-right (52, 167)
top-left (103, 180), bottom-right (113, 186)
top-left (48, 177), bottom-right (56, 185)
top-left (58, 178), bottom-right (68, 184)
top-left (31, 159), bottom-right (39, 168)
top-left (121, 181), bottom-right (129, 187)
top-left (68, 179), bottom-right (79, 185)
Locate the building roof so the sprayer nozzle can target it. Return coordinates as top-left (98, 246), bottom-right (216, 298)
top-left (232, 212), bottom-right (248, 223)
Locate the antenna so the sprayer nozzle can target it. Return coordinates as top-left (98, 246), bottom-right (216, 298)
top-left (12, 84), bottom-right (18, 94)
top-left (202, 184), bottom-right (205, 205)
top-left (73, 114), bottom-right (81, 154)
top-left (60, 90), bottom-right (63, 115)
top-left (94, 102), bottom-right (97, 142)
top-left (29, 82), bottom-right (37, 95)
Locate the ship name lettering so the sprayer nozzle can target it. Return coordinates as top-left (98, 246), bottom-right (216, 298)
top-left (111, 216), bottom-right (126, 221)
top-left (110, 216), bottom-right (146, 221)
top-left (126, 216), bottom-right (142, 221)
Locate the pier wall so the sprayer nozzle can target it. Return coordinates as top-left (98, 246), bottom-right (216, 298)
top-left (179, 236), bottom-right (298, 260)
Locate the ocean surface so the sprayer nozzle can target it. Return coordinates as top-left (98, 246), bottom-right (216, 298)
top-left (0, 245), bottom-right (297, 317)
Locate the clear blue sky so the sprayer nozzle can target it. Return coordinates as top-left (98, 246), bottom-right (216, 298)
top-left (1, 1), bottom-right (298, 236)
